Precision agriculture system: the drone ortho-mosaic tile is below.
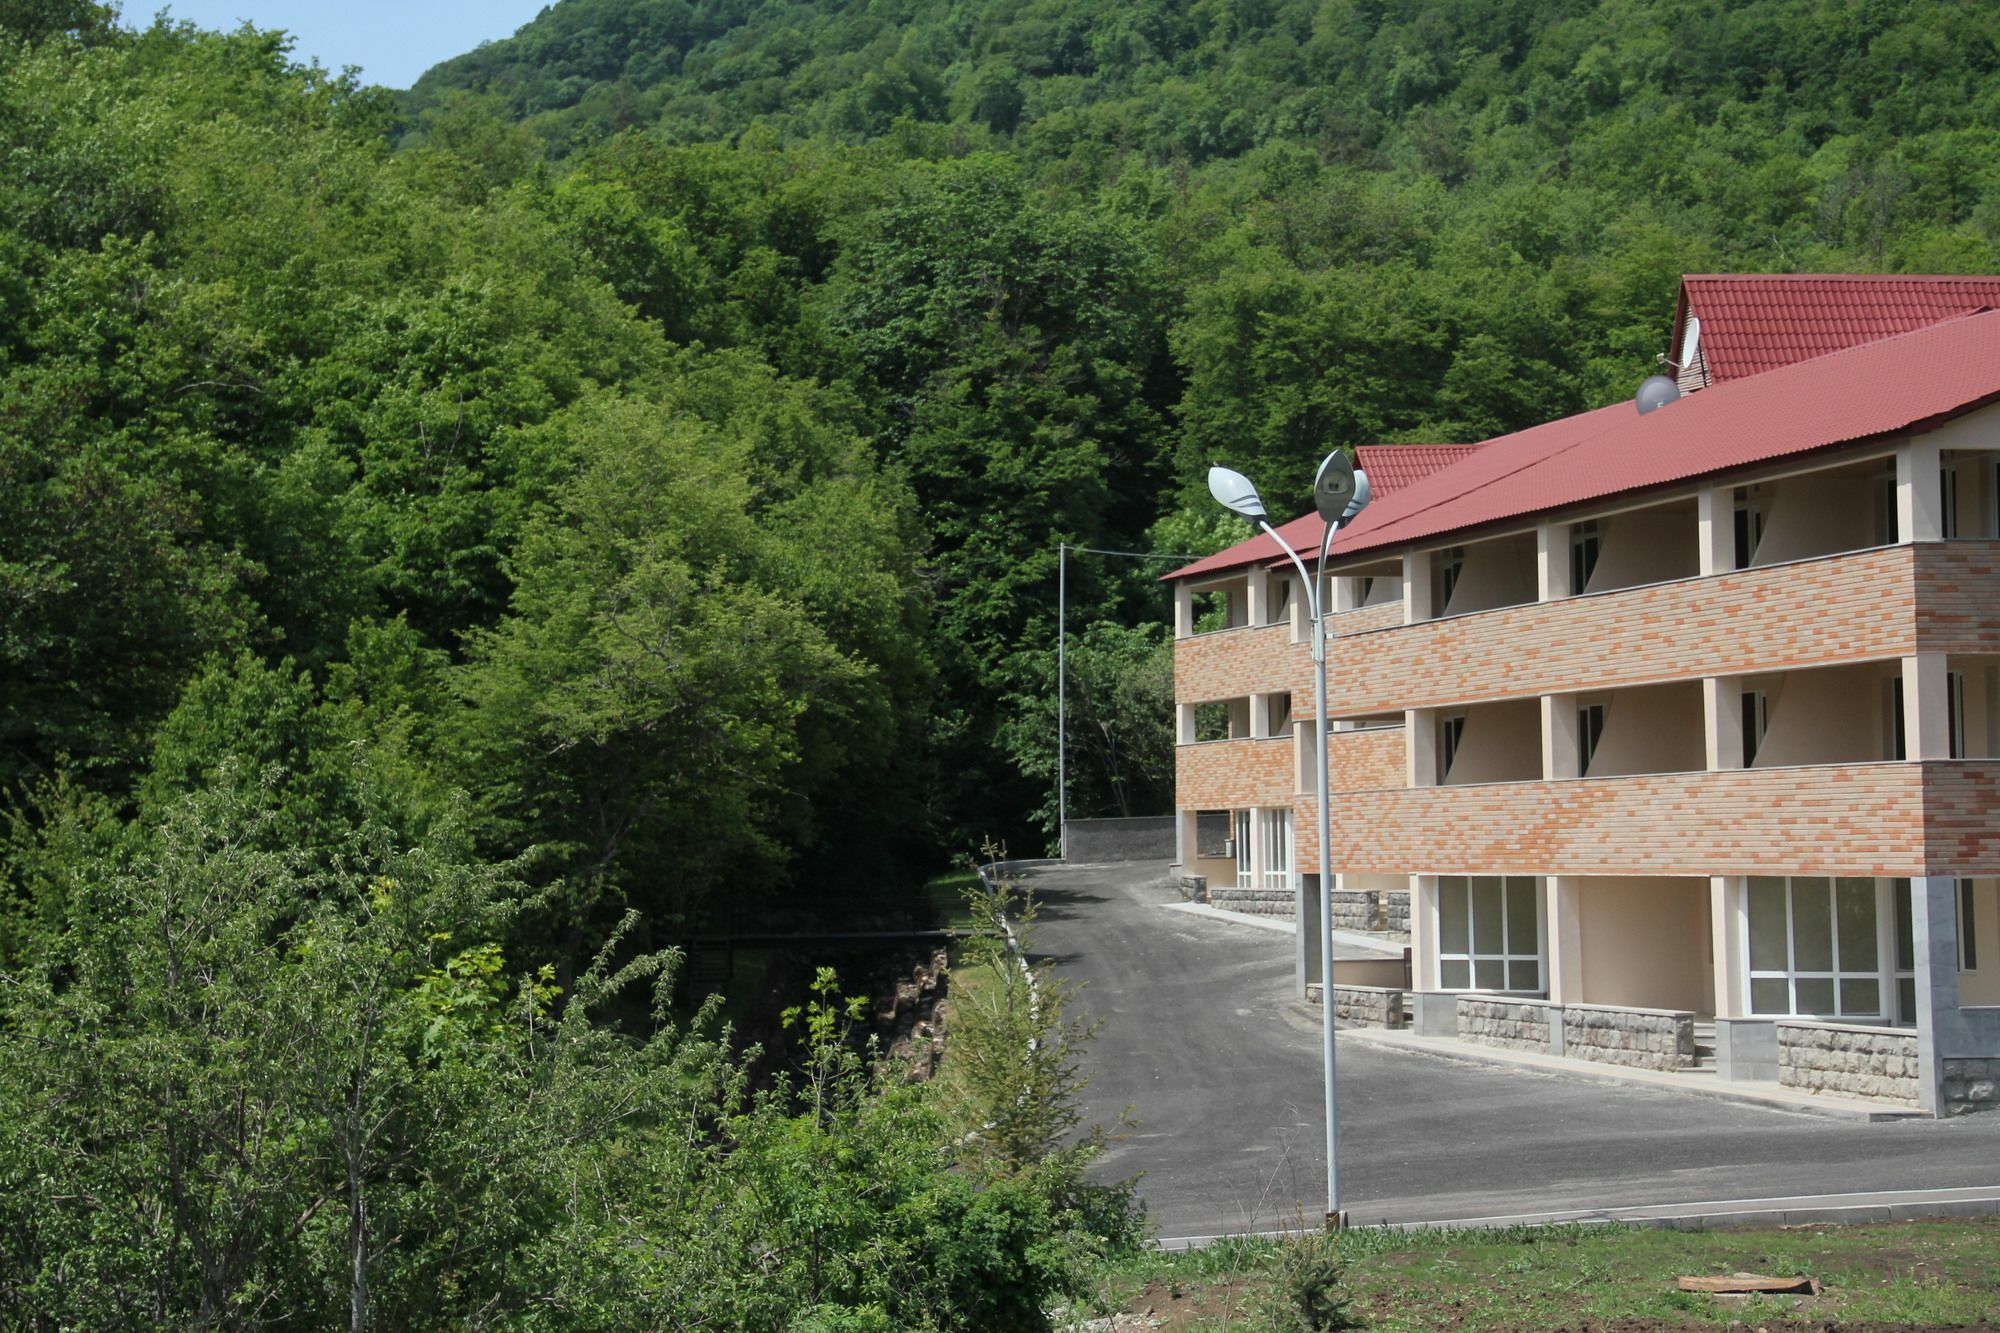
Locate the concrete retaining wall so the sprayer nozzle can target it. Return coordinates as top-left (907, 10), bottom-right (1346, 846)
top-left (1942, 1057), bottom-right (2000, 1115)
top-left (1457, 996), bottom-right (1554, 1052)
top-left (1778, 1021), bottom-right (1920, 1105)
top-left (1561, 1003), bottom-right (1696, 1070)
top-left (1064, 816), bottom-right (1175, 863)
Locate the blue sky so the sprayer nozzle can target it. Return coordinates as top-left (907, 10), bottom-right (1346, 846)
top-left (132, 2), bottom-right (553, 89)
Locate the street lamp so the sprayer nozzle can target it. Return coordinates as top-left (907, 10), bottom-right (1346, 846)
top-left (1207, 455), bottom-right (1372, 1231)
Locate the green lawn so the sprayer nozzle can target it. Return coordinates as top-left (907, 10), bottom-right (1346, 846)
top-left (1086, 1218), bottom-right (2000, 1330)
top-left (923, 868), bottom-right (983, 931)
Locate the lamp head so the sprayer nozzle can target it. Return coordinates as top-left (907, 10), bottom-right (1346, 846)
top-left (1341, 467), bottom-right (1372, 522)
top-left (1313, 451), bottom-right (1358, 521)
top-left (1207, 466), bottom-right (1268, 522)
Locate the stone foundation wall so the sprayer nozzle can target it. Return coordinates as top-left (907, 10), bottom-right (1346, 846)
top-left (1777, 1022), bottom-right (1920, 1105)
top-left (1329, 985), bottom-right (1403, 1029)
top-left (1383, 890), bottom-right (1410, 936)
top-left (1943, 1057), bottom-right (2000, 1115)
top-left (1330, 891), bottom-right (1376, 933)
top-left (1457, 996), bottom-right (1553, 1052)
top-left (1562, 1004), bottom-right (1696, 1070)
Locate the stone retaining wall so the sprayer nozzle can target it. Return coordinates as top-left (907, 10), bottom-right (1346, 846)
top-left (1561, 1003), bottom-right (1696, 1070)
top-left (1457, 996), bottom-right (1553, 1052)
top-left (1943, 1057), bottom-right (2000, 1115)
top-left (1383, 889), bottom-right (1410, 936)
top-left (1329, 985), bottom-right (1403, 1029)
top-left (1330, 891), bottom-right (1376, 933)
top-left (1777, 1022), bottom-right (1920, 1105)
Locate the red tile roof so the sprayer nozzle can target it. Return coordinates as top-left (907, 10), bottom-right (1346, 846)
top-left (1677, 274), bottom-right (2000, 384)
top-left (1325, 307), bottom-right (2000, 560)
top-left (1166, 445), bottom-right (1481, 582)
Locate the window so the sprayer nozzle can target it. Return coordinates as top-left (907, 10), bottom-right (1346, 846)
top-left (1257, 808), bottom-right (1292, 892)
top-left (1234, 810), bottom-right (1251, 885)
top-left (1438, 876), bottom-right (1542, 992)
top-left (1437, 713), bottom-right (1465, 782)
top-left (1733, 489), bottom-right (1765, 569)
top-left (1432, 547), bottom-right (1464, 613)
top-left (1578, 701), bottom-right (1606, 775)
top-left (1569, 522), bottom-right (1601, 596)
top-left (1874, 462), bottom-right (1899, 546)
top-left (1888, 677), bottom-right (1907, 761)
top-left (1948, 671), bottom-right (1966, 759)
top-left (1894, 879), bottom-right (1917, 1023)
top-left (1746, 876), bottom-right (1885, 1019)
top-left (1740, 689), bottom-right (1767, 766)
top-left (1943, 462), bottom-right (1961, 539)
top-left (1358, 575), bottom-right (1375, 605)
top-left (1267, 692), bottom-right (1293, 736)
top-left (1268, 576), bottom-right (1292, 625)
top-left (1962, 879), bottom-right (1980, 973)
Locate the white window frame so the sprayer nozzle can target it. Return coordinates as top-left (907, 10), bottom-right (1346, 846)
top-left (1744, 876), bottom-right (1893, 1020)
top-left (1436, 875), bottom-right (1544, 993)
top-left (1257, 808), bottom-right (1292, 893)
top-left (1234, 809), bottom-right (1252, 887)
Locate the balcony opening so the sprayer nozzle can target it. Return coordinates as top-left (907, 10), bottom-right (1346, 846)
top-left (1428, 531), bottom-right (1537, 619)
top-left (1193, 698), bottom-right (1254, 742)
top-left (1188, 575), bottom-right (1249, 633)
top-left (1739, 453), bottom-right (1899, 568)
top-left (1944, 658), bottom-right (2000, 758)
top-left (1562, 681), bottom-right (1705, 779)
top-left (1571, 497), bottom-right (1699, 595)
top-left (1741, 663), bottom-right (1902, 767)
top-left (1436, 699), bottom-right (1540, 785)
top-left (1941, 451), bottom-right (1999, 539)
top-left (1266, 572), bottom-right (1293, 626)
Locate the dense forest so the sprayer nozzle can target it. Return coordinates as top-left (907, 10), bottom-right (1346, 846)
top-left (5, 0), bottom-right (2000, 1321)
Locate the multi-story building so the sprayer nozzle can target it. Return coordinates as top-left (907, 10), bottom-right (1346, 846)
top-left (1165, 275), bottom-right (2000, 1115)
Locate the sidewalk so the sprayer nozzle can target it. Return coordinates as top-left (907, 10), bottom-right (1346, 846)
top-left (1339, 1025), bottom-right (1925, 1122)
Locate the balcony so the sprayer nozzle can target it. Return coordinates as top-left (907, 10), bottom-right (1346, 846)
top-left (1319, 543), bottom-right (2000, 715)
top-left (1175, 734), bottom-right (1294, 809)
top-left (1290, 760), bottom-right (2000, 879)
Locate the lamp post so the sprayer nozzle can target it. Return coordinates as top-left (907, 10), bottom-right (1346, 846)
top-left (1207, 455), bottom-right (1372, 1231)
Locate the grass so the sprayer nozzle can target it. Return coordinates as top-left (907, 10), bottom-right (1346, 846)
top-left (923, 868), bottom-right (983, 931)
top-left (1084, 1217), bottom-right (2000, 1330)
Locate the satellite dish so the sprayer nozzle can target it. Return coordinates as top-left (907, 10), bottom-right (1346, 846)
top-left (1207, 466), bottom-right (1268, 522)
top-left (1313, 451), bottom-right (1357, 521)
top-left (1635, 374), bottom-right (1681, 415)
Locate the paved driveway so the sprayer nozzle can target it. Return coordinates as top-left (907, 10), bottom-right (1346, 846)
top-left (1020, 861), bottom-right (2000, 1241)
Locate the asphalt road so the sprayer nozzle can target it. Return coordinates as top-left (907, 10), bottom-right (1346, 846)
top-left (1021, 860), bottom-right (2000, 1240)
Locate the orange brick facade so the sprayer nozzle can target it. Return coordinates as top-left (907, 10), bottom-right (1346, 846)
top-left (1175, 535), bottom-right (2000, 889)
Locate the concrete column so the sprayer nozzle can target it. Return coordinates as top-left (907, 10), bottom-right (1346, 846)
top-left (1404, 549), bottom-right (1431, 623)
top-left (1295, 871), bottom-right (1320, 1002)
top-left (1536, 521), bottom-right (1566, 601)
top-left (1173, 581), bottom-right (1194, 638)
top-left (1411, 874), bottom-right (1439, 991)
top-left (1541, 694), bottom-right (1580, 780)
top-left (1904, 653), bottom-right (1950, 760)
top-left (1898, 438), bottom-right (1945, 543)
top-left (1703, 677), bottom-right (1745, 770)
top-left (1911, 875), bottom-right (1961, 1115)
top-left (1176, 702), bottom-right (1197, 746)
top-left (1174, 808), bottom-right (1192, 873)
top-left (1332, 572), bottom-right (1359, 614)
top-left (1544, 876), bottom-right (1584, 1003)
top-left (1249, 693), bottom-right (1270, 740)
top-left (1247, 569), bottom-right (1270, 626)
top-left (1406, 707), bottom-right (1436, 787)
top-left (1709, 876), bottom-right (1745, 1018)
top-left (1696, 485), bottom-right (1731, 576)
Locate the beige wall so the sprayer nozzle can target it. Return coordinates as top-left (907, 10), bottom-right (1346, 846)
top-left (1444, 699), bottom-right (1541, 785)
top-left (1753, 663), bottom-right (1897, 767)
top-left (1754, 469), bottom-right (1879, 566)
top-left (1578, 877), bottom-right (1713, 1012)
top-left (1586, 681), bottom-right (1706, 777)
top-left (1334, 957), bottom-right (1408, 988)
top-left (1587, 507), bottom-right (1700, 594)
top-left (1963, 878), bottom-right (2000, 1007)
top-left (1445, 533), bottom-right (1537, 617)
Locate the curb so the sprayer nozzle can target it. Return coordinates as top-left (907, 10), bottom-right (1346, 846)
top-left (1155, 1184), bottom-right (2000, 1249)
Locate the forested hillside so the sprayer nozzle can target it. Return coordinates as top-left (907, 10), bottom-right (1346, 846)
top-left (5, 0), bottom-right (2000, 1321)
